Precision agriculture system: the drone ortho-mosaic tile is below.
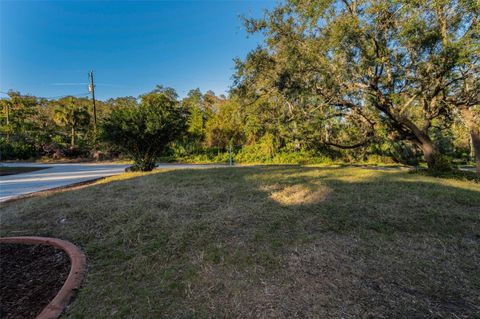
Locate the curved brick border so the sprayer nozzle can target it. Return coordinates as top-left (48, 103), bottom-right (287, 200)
top-left (0, 236), bottom-right (86, 319)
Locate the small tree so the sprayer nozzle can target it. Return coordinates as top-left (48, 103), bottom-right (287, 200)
top-left (101, 91), bottom-right (186, 171)
top-left (54, 97), bottom-right (90, 148)
top-left (205, 99), bottom-right (244, 150)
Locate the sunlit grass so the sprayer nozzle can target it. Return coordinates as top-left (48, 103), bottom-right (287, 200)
top-left (93, 170), bottom-right (160, 184)
top-left (263, 183), bottom-right (330, 205)
top-left (1, 166), bottom-right (478, 318)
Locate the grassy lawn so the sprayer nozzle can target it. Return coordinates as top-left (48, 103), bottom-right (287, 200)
top-left (0, 166), bottom-right (47, 176)
top-left (1, 166), bottom-right (479, 318)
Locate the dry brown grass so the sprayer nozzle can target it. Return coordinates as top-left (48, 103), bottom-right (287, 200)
top-left (0, 166), bottom-right (479, 318)
top-left (264, 182), bottom-right (330, 206)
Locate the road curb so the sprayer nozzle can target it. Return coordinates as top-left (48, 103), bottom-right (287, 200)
top-left (0, 236), bottom-right (86, 319)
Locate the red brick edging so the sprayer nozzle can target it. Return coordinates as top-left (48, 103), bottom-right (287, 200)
top-left (0, 236), bottom-right (86, 319)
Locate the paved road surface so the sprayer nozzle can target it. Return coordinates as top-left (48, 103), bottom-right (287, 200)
top-left (0, 163), bottom-right (129, 202)
top-left (0, 162), bottom-right (227, 202)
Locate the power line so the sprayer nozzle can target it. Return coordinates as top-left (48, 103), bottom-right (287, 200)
top-left (0, 91), bottom-right (89, 100)
top-left (43, 93), bottom-right (90, 99)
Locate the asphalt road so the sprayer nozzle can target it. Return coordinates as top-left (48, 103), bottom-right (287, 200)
top-left (0, 163), bottom-right (127, 202)
top-left (0, 162), bottom-right (227, 202)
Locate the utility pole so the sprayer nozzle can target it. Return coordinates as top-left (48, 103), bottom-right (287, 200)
top-left (88, 70), bottom-right (97, 130)
top-left (5, 102), bottom-right (9, 126)
top-left (5, 101), bottom-right (10, 141)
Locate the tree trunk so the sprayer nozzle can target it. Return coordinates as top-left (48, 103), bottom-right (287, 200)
top-left (374, 97), bottom-right (446, 170)
top-left (71, 127), bottom-right (75, 148)
top-left (470, 127), bottom-right (480, 176)
top-left (460, 108), bottom-right (480, 176)
top-left (400, 118), bottom-right (444, 170)
top-left (416, 134), bottom-right (439, 170)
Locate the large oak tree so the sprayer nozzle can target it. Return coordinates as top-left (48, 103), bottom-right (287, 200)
top-left (237, 0), bottom-right (479, 171)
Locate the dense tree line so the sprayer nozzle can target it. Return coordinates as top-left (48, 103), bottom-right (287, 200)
top-left (1, 0), bottom-right (478, 174)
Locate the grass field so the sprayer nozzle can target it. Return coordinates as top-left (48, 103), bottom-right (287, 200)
top-left (1, 166), bottom-right (479, 318)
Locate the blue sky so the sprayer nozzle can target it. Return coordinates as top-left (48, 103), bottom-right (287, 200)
top-left (0, 1), bottom-right (274, 100)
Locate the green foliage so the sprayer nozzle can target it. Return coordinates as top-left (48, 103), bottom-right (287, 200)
top-left (385, 141), bottom-right (422, 166)
top-left (0, 137), bottom-right (37, 160)
top-left (236, 133), bottom-right (278, 162)
top-left (181, 89), bottom-right (209, 153)
top-left (270, 151), bottom-right (334, 165)
top-left (205, 98), bottom-right (244, 149)
top-left (101, 91), bottom-right (186, 171)
top-left (54, 96), bottom-right (91, 148)
top-left (2, 0), bottom-right (479, 176)
top-left (429, 154), bottom-right (455, 173)
top-left (410, 167), bottom-right (479, 183)
top-left (235, 0), bottom-right (479, 171)
top-left (175, 151), bottom-right (231, 164)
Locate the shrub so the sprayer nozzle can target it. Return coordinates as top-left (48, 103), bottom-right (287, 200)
top-left (101, 93), bottom-right (186, 171)
top-left (386, 141), bottom-right (421, 166)
top-left (0, 138), bottom-right (38, 160)
top-left (429, 153), bottom-right (454, 173)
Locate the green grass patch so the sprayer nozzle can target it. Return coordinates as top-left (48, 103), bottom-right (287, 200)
top-left (1, 166), bottom-right (479, 317)
top-left (411, 167), bottom-right (480, 183)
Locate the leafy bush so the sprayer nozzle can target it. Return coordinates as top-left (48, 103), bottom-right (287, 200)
top-left (235, 146), bottom-right (334, 165)
top-left (101, 93), bottom-right (186, 171)
top-left (270, 151), bottom-right (331, 165)
top-left (429, 154), bottom-right (454, 173)
top-left (386, 141), bottom-right (421, 166)
top-left (0, 138), bottom-right (38, 160)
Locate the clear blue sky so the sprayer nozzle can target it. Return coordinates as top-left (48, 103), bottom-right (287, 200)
top-left (0, 1), bottom-right (274, 100)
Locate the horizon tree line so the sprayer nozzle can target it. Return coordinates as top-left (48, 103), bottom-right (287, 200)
top-left (1, 0), bottom-right (478, 175)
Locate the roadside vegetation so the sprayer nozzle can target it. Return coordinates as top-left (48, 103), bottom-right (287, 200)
top-left (101, 90), bottom-right (185, 171)
top-left (1, 166), bottom-right (478, 317)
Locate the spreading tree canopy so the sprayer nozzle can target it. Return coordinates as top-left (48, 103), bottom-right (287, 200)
top-left (236, 0), bottom-right (479, 171)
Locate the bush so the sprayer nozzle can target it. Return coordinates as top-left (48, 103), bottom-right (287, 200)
top-left (429, 153), bottom-right (454, 173)
top-left (62, 147), bottom-right (89, 159)
top-left (235, 145), bottom-right (334, 165)
top-left (386, 141), bottom-right (421, 166)
top-left (0, 138), bottom-right (38, 160)
top-left (101, 92), bottom-right (186, 171)
top-left (271, 151), bottom-right (333, 165)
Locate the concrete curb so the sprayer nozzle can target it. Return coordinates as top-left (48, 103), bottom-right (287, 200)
top-left (0, 236), bottom-right (86, 319)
